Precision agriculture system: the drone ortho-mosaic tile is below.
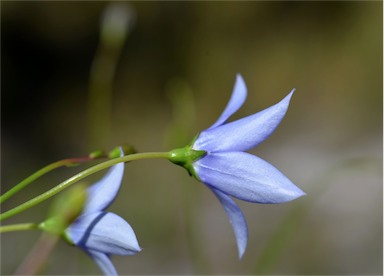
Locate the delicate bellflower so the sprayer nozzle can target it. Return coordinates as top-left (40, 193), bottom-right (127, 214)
top-left (170, 74), bottom-right (305, 258)
top-left (65, 154), bottom-right (141, 275)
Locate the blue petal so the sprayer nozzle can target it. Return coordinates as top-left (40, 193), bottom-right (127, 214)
top-left (194, 90), bottom-right (294, 152)
top-left (66, 212), bottom-right (141, 256)
top-left (208, 74), bottom-right (247, 130)
top-left (210, 188), bottom-right (248, 259)
top-left (84, 151), bottom-right (125, 213)
top-left (87, 250), bottom-right (118, 276)
top-left (194, 151), bottom-right (305, 203)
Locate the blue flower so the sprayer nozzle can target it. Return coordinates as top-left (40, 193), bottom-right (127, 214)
top-left (65, 151), bottom-right (141, 275)
top-left (170, 74), bottom-right (305, 259)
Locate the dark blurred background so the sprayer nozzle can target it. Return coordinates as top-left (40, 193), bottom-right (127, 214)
top-left (1, 1), bottom-right (382, 275)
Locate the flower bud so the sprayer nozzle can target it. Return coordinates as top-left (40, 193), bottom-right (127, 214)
top-left (39, 184), bottom-right (87, 235)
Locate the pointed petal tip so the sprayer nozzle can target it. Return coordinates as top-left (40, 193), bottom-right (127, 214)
top-left (238, 244), bottom-right (247, 259)
top-left (283, 88), bottom-right (295, 103)
top-left (296, 188), bottom-right (307, 198)
top-left (132, 244), bottom-right (143, 253)
top-left (235, 73), bottom-right (245, 83)
top-left (210, 188), bottom-right (248, 262)
top-left (207, 73), bottom-right (248, 130)
top-left (283, 185), bottom-right (306, 203)
top-left (235, 74), bottom-right (247, 95)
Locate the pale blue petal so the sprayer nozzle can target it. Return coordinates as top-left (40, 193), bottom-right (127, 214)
top-left (84, 150), bottom-right (125, 214)
top-left (194, 151), bottom-right (305, 203)
top-left (66, 212), bottom-right (141, 256)
top-left (210, 188), bottom-right (248, 259)
top-left (87, 250), bottom-right (117, 276)
top-left (208, 74), bottom-right (247, 130)
top-left (194, 90), bottom-right (294, 152)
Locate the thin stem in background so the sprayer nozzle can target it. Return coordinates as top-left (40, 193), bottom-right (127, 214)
top-left (0, 157), bottom-right (94, 204)
top-left (0, 151), bottom-right (171, 222)
top-left (87, 3), bottom-right (134, 150)
top-left (15, 232), bottom-right (59, 275)
top-left (0, 223), bottom-right (38, 233)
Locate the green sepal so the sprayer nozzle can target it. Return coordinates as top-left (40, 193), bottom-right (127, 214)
top-left (108, 145), bottom-right (136, 159)
top-left (62, 230), bottom-right (75, 245)
top-left (89, 149), bottom-right (106, 159)
top-left (39, 217), bottom-right (65, 236)
top-left (39, 184), bottom-right (87, 235)
top-left (168, 134), bottom-right (206, 180)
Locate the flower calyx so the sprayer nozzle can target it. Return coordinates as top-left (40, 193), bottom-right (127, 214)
top-left (168, 141), bottom-right (206, 179)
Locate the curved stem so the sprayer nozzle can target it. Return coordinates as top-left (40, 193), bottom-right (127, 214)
top-left (0, 157), bottom-right (94, 204)
top-left (0, 223), bottom-right (38, 233)
top-left (0, 152), bottom-right (171, 222)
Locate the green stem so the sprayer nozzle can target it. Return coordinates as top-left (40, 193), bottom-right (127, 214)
top-left (0, 223), bottom-right (38, 233)
top-left (0, 152), bottom-right (171, 222)
top-left (0, 157), bottom-right (94, 204)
